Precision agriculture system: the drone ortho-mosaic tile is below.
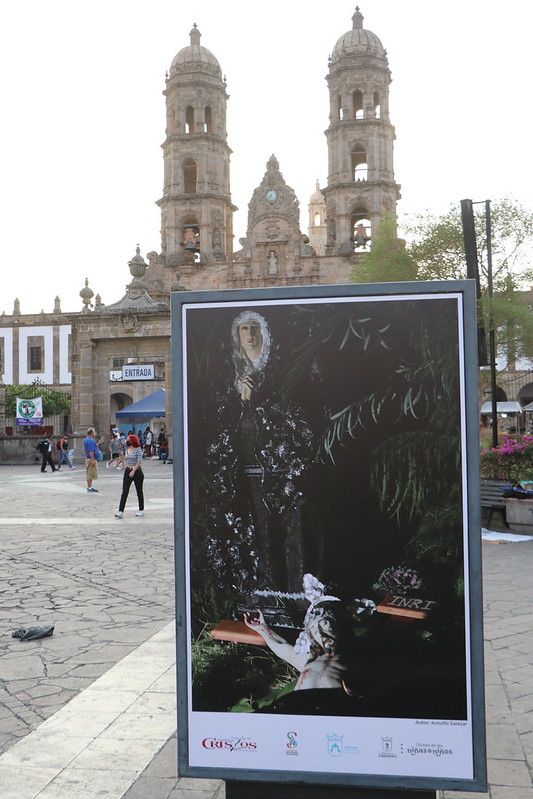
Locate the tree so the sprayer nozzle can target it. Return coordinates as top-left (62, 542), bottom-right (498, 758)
top-left (351, 214), bottom-right (417, 284)
top-left (404, 197), bottom-right (533, 288)
top-left (5, 382), bottom-right (71, 417)
top-left (403, 198), bottom-right (533, 366)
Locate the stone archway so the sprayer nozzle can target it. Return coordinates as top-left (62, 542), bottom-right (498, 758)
top-left (518, 382), bottom-right (533, 407)
top-left (110, 392), bottom-right (133, 433)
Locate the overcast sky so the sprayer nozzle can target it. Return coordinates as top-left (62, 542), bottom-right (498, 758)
top-left (0, 0), bottom-right (530, 314)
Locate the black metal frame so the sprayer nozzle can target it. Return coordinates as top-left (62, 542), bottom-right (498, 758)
top-left (172, 280), bottom-right (486, 793)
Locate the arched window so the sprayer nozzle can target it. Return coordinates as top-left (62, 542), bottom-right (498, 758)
top-left (351, 213), bottom-right (371, 249)
top-left (351, 146), bottom-right (367, 181)
top-left (373, 92), bottom-right (381, 119)
top-left (353, 90), bottom-right (364, 119)
top-left (183, 159), bottom-right (197, 193)
top-left (185, 106), bottom-right (195, 134)
top-left (204, 106), bottom-right (212, 133)
top-left (314, 212), bottom-right (322, 226)
top-left (337, 95), bottom-right (343, 120)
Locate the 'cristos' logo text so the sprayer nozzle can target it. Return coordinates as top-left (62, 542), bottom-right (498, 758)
top-left (202, 737), bottom-right (257, 752)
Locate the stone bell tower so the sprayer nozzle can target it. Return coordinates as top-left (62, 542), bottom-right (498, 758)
top-left (323, 7), bottom-right (401, 255)
top-left (157, 24), bottom-right (235, 267)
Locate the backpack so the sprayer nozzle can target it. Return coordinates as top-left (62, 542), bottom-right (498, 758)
top-left (36, 440), bottom-right (47, 454)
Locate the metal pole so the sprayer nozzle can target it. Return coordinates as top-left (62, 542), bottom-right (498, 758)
top-left (485, 200), bottom-right (498, 448)
top-left (461, 199), bottom-right (487, 365)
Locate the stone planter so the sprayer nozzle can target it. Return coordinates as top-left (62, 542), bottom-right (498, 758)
top-left (503, 499), bottom-right (533, 534)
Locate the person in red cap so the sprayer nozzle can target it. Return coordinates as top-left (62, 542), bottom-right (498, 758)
top-left (114, 434), bottom-right (144, 517)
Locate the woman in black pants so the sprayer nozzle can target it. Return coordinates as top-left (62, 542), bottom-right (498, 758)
top-left (115, 434), bottom-right (144, 517)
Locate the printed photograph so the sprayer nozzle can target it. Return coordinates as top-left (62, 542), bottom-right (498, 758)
top-left (183, 295), bottom-right (468, 720)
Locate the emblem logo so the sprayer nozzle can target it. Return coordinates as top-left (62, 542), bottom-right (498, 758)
top-left (327, 734), bottom-right (344, 757)
top-left (378, 736), bottom-right (397, 758)
top-left (18, 400), bottom-right (36, 418)
top-left (286, 731), bottom-right (298, 750)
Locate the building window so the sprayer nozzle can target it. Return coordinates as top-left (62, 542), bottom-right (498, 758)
top-left (351, 146), bottom-right (368, 181)
top-left (353, 90), bottom-right (364, 119)
top-left (30, 346), bottom-right (42, 372)
top-left (204, 106), bottom-right (212, 133)
top-left (27, 335), bottom-right (44, 373)
top-left (183, 159), bottom-right (197, 193)
top-left (113, 357), bottom-right (125, 370)
top-left (373, 91), bottom-right (381, 119)
top-left (185, 106), bottom-right (195, 133)
top-left (352, 214), bottom-right (371, 249)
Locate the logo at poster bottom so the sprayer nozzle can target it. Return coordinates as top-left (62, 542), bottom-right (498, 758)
top-left (327, 734), bottom-right (344, 757)
top-left (201, 737), bottom-right (257, 752)
top-left (378, 737), bottom-right (397, 758)
top-left (286, 731), bottom-right (299, 756)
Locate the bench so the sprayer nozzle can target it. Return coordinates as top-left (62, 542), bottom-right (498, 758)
top-left (480, 478), bottom-right (509, 528)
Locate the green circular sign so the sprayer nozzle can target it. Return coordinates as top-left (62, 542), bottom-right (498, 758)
top-left (18, 400), bottom-right (37, 418)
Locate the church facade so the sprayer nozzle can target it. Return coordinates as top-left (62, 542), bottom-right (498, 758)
top-left (1, 10), bottom-right (529, 454)
top-left (2, 9), bottom-right (402, 448)
top-left (144, 6), bottom-right (400, 294)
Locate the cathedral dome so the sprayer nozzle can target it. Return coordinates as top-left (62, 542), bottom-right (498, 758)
top-left (169, 24), bottom-right (222, 77)
top-left (309, 180), bottom-right (325, 204)
top-left (331, 8), bottom-right (386, 63)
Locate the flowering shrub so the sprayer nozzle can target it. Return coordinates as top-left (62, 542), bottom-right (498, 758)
top-left (373, 565), bottom-right (423, 596)
top-left (480, 435), bottom-right (533, 482)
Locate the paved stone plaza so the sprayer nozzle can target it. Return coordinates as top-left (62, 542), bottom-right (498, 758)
top-left (0, 461), bottom-right (531, 798)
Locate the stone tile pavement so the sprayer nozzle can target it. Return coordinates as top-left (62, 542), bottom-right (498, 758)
top-left (0, 461), bottom-right (176, 755)
top-left (0, 461), bottom-right (531, 797)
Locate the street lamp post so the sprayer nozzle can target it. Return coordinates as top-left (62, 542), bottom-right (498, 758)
top-left (484, 200), bottom-right (499, 448)
top-left (460, 198), bottom-right (498, 448)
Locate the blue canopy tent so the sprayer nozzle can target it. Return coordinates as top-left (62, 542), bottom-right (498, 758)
top-left (116, 389), bottom-right (166, 419)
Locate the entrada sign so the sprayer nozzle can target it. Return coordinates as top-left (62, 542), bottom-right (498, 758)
top-left (122, 364), bottom-right (155, 381)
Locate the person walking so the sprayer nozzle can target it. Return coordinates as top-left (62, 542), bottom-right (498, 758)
top-left (144, 427), bottom-right (153, 457)
top-left (39, 437), bottom-right (57, 472)
top-left (107, 433), bottom-right (122, 469)
top-left (56, 434), bottom-right (76, 470)
top-left (157, 427), bottom-right (166, 456)
top-left (117, 432), bottom-right (127, 468)
top-left (84, 428), bottom-right (102, 493)
top-left (115, 434), bottom-right (145, 517)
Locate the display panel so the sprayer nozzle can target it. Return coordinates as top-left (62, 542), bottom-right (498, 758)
top-left (172, 282), bottom-right (486, 792)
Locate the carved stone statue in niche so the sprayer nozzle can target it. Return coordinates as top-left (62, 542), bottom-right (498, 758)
top-left (267, 250), bottom-right (279, 276)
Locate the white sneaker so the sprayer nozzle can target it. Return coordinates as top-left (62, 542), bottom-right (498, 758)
top-left (135, 510), bottom-right (144, 517)
top-left (115, 511), bottom-right (123, 518)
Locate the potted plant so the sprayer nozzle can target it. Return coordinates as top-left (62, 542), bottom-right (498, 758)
top-left (480, 436), bottom-right (533, 532)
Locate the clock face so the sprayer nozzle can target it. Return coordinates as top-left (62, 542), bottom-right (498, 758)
top-left (265, 189), bottom-right (278, 202)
